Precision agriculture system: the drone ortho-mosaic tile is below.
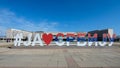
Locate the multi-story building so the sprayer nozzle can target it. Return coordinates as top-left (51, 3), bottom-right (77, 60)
top-left (6, 29), bottom-right (32, 39)
top-left (88, 29), bottom-right (114, 40)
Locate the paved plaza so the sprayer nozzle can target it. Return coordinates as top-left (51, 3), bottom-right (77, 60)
top-left (0, 45), bottom-right (120, 68)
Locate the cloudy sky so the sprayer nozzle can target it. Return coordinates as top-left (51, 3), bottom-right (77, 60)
top-left (0, 0), bottom-right (120, 35)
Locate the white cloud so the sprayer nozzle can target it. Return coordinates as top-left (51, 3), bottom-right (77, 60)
top-left (0, 9), bottom-right (59, 35)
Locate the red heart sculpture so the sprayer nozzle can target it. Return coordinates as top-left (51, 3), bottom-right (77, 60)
top-left (42, 33), bottom-right (53, 45)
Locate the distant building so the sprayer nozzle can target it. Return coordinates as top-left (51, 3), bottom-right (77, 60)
top-left (88, 29), bottom-right (114, 40)
top-left (6, 29), bottom-right (32, 39)
top-left (116, 35), bottom-right (120, 42)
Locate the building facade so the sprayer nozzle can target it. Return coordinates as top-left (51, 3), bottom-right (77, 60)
top-left (6, 29), bottom-right (32, 39)
top-left (88, 29), bottom-right (114, 40)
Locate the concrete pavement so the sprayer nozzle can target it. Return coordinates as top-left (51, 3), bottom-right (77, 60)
top-left (0, 46), bottom-right (120, 68)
